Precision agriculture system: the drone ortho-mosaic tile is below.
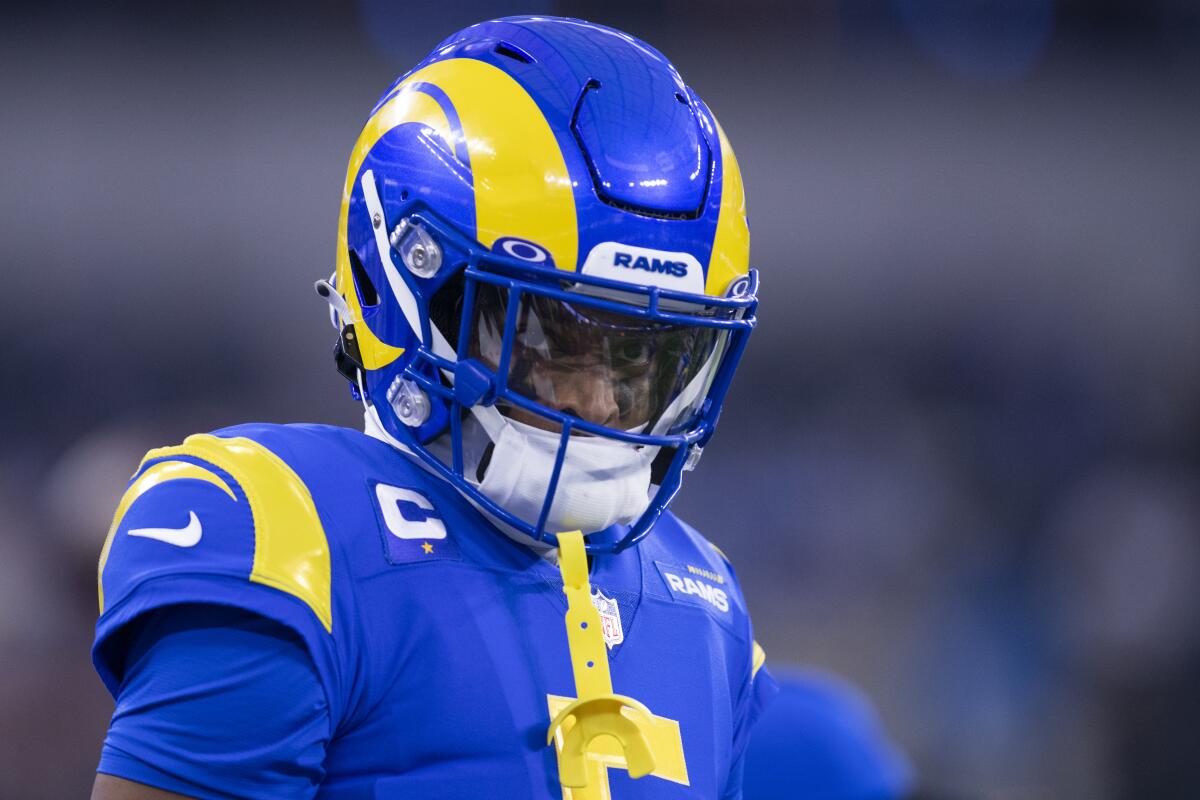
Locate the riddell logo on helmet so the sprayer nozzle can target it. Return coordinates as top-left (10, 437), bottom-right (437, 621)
top-left (612, 251), bottom-right (688, 278)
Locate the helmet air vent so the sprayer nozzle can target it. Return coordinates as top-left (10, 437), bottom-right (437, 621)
top-left (493, 41), bottom-right (534, 64)
top-left (347, 249), bottom-right (380, 308)
top-left (570, 67), bottom-right (711, 219)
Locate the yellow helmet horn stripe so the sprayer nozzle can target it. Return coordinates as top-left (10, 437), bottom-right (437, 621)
top-left (336, 80), bottom-right (454, 370)
top-left (336, 58), bottom-right (578, 370)
top-left (705, 117), bottom-right (750, 296)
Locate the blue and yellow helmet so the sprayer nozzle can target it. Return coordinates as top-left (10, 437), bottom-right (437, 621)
top-left (320, 16), bottom-right (758, 552)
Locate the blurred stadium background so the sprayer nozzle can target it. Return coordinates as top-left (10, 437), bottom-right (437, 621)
top-left (2, 1), bottom-right (1198, 797)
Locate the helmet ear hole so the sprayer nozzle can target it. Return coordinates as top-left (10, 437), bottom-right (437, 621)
top-left (428, 272), bottom-right (466, 351)
top-left (348, 248), bottom-right (380, 308)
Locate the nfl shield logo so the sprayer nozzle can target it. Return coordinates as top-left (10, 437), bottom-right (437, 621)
top-left (590, 588), bottom-right (624, 649)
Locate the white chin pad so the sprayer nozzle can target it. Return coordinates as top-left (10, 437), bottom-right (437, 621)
top-left (470, 408), bottom-right (653, 534)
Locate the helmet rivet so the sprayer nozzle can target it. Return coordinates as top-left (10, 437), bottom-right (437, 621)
top-left (372, 212), bottom-right (382, 229)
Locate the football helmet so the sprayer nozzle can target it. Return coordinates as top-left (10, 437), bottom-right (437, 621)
top-left (318, 16), bottom-right (758, 553)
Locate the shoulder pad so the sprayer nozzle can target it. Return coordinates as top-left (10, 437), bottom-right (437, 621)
top-left (648, 512), bottom-right (740, 581)
top-left (98, 432), bottom-right (333, 632)
top-left (641, 513), bottom-right (753, 637)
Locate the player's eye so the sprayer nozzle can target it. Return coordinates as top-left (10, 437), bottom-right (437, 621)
top-left (614, 340), bottom-right (652, 370)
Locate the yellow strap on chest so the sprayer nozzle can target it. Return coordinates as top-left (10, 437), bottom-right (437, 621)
top-left (558, 530), bottom-right (614, 698)
top-left (547, 531), bottom-right (687, 790)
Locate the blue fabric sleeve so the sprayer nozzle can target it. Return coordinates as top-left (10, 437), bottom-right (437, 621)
top-left (97, 603), bottom-right (330, 800)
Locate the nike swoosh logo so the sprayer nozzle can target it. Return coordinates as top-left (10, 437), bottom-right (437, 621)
top-left (128, 510), bottom-right (203, 547)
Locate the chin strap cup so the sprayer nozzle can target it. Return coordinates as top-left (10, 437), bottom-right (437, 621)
top-left (546, 531), bottom-right (688, 791)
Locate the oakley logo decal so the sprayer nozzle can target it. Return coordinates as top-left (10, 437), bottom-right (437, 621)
top-left (494, 237), bottom-right (551, 264)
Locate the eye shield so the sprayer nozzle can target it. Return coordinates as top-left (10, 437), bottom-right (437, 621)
top-left (470, 286), bottom-right (727, 435)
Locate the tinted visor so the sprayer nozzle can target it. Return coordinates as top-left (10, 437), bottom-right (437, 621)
top-left (470, 285), bottom-right (726, 434)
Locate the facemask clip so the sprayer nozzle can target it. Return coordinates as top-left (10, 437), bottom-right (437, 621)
top-left (390, 219), bottom-right (443, 279)
top-left (387, 377), bottom-right (431, 427)
top-left (454, 359), bottom-right (496, 408)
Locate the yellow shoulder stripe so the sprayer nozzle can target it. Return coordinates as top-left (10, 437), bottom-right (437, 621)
top-left (98, 461), bottom-right (235, 612)
top-left (98, 434), bottom-right (334, 633)
top-left (752, 640), bottom-right (767, 678)
top-left (707, 540), bottom-right (731, 564)
top-left (168, 435), bottom-right (333, 632)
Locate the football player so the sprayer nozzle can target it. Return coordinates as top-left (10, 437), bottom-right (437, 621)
top-left (92, 16), bottom-right (774, 800)
top-left (743, 668), bottom-right (916, 800)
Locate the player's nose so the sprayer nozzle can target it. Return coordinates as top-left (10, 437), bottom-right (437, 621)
top-left (552, 367), bottom-right (620, 428)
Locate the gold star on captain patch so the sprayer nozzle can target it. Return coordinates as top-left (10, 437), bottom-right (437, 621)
top-left (421, 541), bottom-right (434, 555)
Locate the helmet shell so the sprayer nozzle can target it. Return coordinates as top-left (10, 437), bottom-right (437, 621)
top-left (328, 16), bottom-right (757, 550)
top-left (336, 16), bottom-right (750, 376)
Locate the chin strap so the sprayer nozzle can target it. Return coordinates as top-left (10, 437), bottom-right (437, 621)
top-left (546, 531), bottom-right (688, 793)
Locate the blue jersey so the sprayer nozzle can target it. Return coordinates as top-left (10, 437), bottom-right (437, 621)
top-left (94, 423), bottom-right (774, 798)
